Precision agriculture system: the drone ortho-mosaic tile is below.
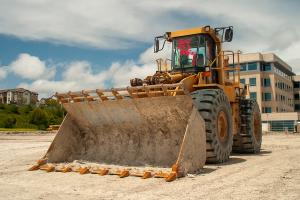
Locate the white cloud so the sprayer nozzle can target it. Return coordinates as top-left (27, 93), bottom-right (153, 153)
top-left (139, 43), bottom-right (172, 64)
top-left (1, 0), bottom-right (299, 68)
top-left (2, 0), bottom-right (300, 96)
top-left (62, 61), bottom-right (106, 85)
top-left (17, 61), bottom-right (106, 97)
top-left (17, 50), bottom-right (156, 97)
top-left (18, 80), bottom-right (77, 97)
top-left (0, 0), bottom-right (298, 52)
top-left (108, 60), bottom-right (155, 87)
top-left (0, 67), bottom-right (7, 80)
top-left (10, 53), bottom-right (55, 80)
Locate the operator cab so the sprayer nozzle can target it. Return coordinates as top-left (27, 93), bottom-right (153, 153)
top-left (154, 26), bottom-right (233, 75)
top-left (171, 34), bottom-right (216, 73)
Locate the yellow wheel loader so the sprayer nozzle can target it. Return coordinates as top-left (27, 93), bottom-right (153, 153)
top-left (29, 25), bottom-right (262, 182)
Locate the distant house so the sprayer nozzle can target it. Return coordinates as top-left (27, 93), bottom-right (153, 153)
top-left (0, 88), bottom-right (38, 105)
top-left (38, 97), bottom-right (53, 106)
top-left (39, 98), bottom-right (48, 105)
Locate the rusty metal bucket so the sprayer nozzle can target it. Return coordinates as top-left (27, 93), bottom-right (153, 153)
top-left (29, 84), bottom-right (206, 181)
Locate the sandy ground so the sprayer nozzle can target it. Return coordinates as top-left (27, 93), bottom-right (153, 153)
top-left (0, 133), bottom-right (299, 200)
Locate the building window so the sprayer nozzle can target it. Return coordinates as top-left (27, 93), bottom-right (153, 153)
top-left (277, 82), bottom-right (285, 90)
top-left (295, 93), bottom-right (300, 100)
top-left (261, 62), bottom-right (272, 71)
top-left (264, 93), bottom-right (272, 101)
top-left (263, 78), bottom-right (271, 87)
top-left (263, 107), bottom-right (272, 113)
top-left (240, 78), bottom-right (245, 84)
top-left (250, 92), bottom-right (257, 100)
top-left (240, 63), bottom-right (246, 71)
top-left (248, 62), bottom-right (257, 70)
top-left (295, 104), bottom-right (300, 111)
top-left (263, 120), bottom-right (295, 132)
top-left (294, 81), bottom-right (300, 88)
top-left (249, 78), bottom-right (256, 86)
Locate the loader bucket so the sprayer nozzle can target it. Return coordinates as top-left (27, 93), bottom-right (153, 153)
top-left (30, 84), bottom-right (206, 181)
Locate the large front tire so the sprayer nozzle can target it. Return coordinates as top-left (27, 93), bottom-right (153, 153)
top-left (233, 99), bottom-right (262, 153)
top-left (191, 89), bottom-right (233, 163)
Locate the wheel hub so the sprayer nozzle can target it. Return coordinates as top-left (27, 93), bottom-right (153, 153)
top-left (217, 110), bottom-right (228, 143)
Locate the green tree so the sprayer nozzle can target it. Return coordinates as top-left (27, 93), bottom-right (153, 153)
top-left (43, 99), bottom-right (65, 125)
top-left (24, 105), bottom-right (33, 114)
top-left (45, 99), bottom-right (59, 107)
top-left (30, 108), bottom-right (49, 130)
top-left (8, 104), bottom-right (19, 114)
top-left (3, 116), bottom-right (17, 128)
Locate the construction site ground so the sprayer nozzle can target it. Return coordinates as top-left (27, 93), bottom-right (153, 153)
top-left (0, 133), bottom-right (299, 200)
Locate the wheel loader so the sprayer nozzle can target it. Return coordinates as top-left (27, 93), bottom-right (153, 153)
top-left (29, 25), bottom-right (262, 182)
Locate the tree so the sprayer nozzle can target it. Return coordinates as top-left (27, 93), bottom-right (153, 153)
top-left (45, 99), bottom-right (59, 107)
top-left (24, 105), bottom-right (33, 114)
top-left (3, 116), bottom-right (17, 128)
top-left (30, 108), bottom-right (49, 130)
top-left (8, 104), bottom-right (19, 114)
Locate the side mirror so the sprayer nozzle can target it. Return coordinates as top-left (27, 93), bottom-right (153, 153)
top-left (225, 28), bottom-right (233, 42)
top-left (154, 35), bottom-right (167, 53)
top-left (154, 38), bottom-right (160, 53)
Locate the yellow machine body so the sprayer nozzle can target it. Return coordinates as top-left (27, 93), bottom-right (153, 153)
top-left (30, 26), bottom-right (262, 182)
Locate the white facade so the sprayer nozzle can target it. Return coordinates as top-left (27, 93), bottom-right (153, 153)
top-left (7, 91), bottom-right (12, 104)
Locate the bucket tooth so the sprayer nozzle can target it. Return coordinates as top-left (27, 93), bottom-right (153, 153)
top-left (98, 168), bottom-right (110, 176)
top-left (142, 171), bottom-right (152, 179)
top-left (119, 170), bottom-right (130, 178)
top-left (79, 167), bottom-right (90, 174)
top-left (153, 170), bottom-right (177, 182)
top-left (55, 165), bottom-right (72, 172)
top-left (28, 158), bottom-right (48, 171)
top-left (165, 172), bottom-right (177, 182)
top-left (40, 164), bottom-right (55, 172)
top-left (73, 166), bottom-right (82, 173)
top-left (46, 166), bottom-right (55, 172)
top-left (28, 164), bottom-right (40, 171)
top-left (62, 166), bottom-right (72, 173)
top-left (37, 158), bottom-right (47, 165)
top-left (108, 169), bottom-right (130, 177)
top-left (130, 170), bottom-right (152, 179)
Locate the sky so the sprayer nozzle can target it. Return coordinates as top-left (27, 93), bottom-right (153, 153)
top-left (0, 0), bottom-right (300, 98)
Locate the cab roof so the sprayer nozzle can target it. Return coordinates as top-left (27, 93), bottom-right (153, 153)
top-left (167, 26), bottom-right (221, 43)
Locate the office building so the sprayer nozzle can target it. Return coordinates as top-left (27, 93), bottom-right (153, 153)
top-left (230, 53), bottom-right (298, 131)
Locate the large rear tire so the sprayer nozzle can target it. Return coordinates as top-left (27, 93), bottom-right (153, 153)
top-left (191, 89), bottom-right (233, 163)
top-left (233, 99), bottom-right (262, 153)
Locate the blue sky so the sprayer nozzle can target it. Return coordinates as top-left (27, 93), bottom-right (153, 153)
top-left (0, 34), bottom-right (148, 88)
top-left (0, 0), bottom-right (300, 98)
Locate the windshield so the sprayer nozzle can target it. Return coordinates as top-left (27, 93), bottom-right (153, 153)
top-left (172, 35), bottom-right (215, 70)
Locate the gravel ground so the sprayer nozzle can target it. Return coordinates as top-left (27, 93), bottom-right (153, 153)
top-left (0, 133), bottom-right (299, 200)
